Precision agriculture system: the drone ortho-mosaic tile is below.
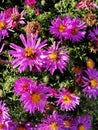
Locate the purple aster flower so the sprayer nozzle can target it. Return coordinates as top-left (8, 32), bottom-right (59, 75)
top-left (0, 119), bottom-right (15, 130)
top-left (25, 0), bottom-right (36, 7)
top-left (37, 111), bottom-right (63, 130)
top-left (0, 101), bottom-right (10, 121)
top-left (9, 6), bottom-right (25, 28)
top-left (14, 77), bottom-right (33, 95)
top-left (66, 18), bottom-right (86, 42)
top-left (44, 41), bottom-right (69, 75)
top-left (82, 68), bottom-right (98, 99)
top-left (0, 11), bottom-right (11, 41)
top-left (15, 122), bottom-right (34, 130)
top-left (9, 34), bottom-right (47, 73)
top-left (74, 115), bottom-right (91, 130)
top-left (61, 114), bottom-right (77, 130)
top-left (89, 26), bottom-right (98, 43)
top-left (20, 81), bottom-right (51, 113)
top-left (49, 16), bottom-right (71, 39)
top-left (56, 88), bottom-right (80, 111)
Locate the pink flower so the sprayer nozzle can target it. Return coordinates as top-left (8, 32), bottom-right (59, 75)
top-left (25, 0), bottom-right (36, 7)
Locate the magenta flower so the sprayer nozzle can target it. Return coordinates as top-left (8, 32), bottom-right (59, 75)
top-left (0, 101), bottom-right (10, 121)
top-left (37, 111), bottom-right (63, 130)
top-left (66, 18), bottom-right (86, 42)
top-left (14, 77), bottom-right (33, 95)
top-left (25, 0), bottom-right (36, 7)
top-left (50, 16), bottom-right (71, 39)
top-left (0, 11), bottom-right (11, 41)
top-left (89, 26), bottom-right (98, 43)
top-left (20, 81), bottom-right (51, 113)
top-left (15, 122), bottom-right (34, 130)
top-left (9, 34), bottom-right (47, 73)
top-left (9, 6), bottom-right (25, 28)
top-left (82, 68), bottom-right (98, 99)
top-left (56, 88), bottom-right (80, 111)
top-left (75, 115), bottom-right (91, 130)
top-left (44, 41), bottom-right (69, 75)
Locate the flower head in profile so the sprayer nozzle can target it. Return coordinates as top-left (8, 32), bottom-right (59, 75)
top-left (66, 18), bottom-right (86, 42)
top-left (25, 0), bottom-right (36, 7)
top-left (89, 26), bottom-right (98, 43)
top-left (0, 101), bottom-right (10, 121)
top-left (20, 81), bottom-right (51, 113)
top-left (37, 111), bottom-right (63, 130)
top-left (14, 77), bottom-right (33, 95)
top-left (9, 34), bottom-right (47, 73)
top-left (9, 6), bottom-right (25, 28)
top-left (56, 88), bottom-right (80, 111)
top-left (75, 115), bottom-right (91, 130)
top-left (44, 41), bottom-right (69, 75)
top-left (50, 16), bottom-right (71, 39)
top-left (82, 68), bottom-right (98, 99)
top-left (0, 11), bottom-right (11, 41)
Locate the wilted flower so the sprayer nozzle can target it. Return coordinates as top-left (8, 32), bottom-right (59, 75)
top-left (20, 81), bottom-right (51, 113)
top-left (23, 21), bottom-right (41, 36)
top-left (83, 12), bottom-right (97, 26)
top-left (9, 34), bottom-right (47, 73)
top-left (56, 88), bottom-right (80, 111)
top-left (37, 111), bottom-right (63, 130)
top-left (82, 68), bottom-right (98, 99)
top-left (35, 8), bottom-right (40, 15)
top-left (44, 41), bottom-right (69, 75)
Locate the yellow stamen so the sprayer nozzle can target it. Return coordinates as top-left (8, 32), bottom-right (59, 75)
top-left (62, 95), bottom-right (71, 104)
top-left (0, 21), bottom-right (6, 30)
top-left (11, 14), bottom-right (20, 21)
top-left (71, 27), bottom-right (78, 35)
top-left (90, 79), bottom-right (98, 88)
top-left (58, 24), bottom-right (66, 33)
top-left (64, 120), bottom-right (71, 128)
top-left (78, 124), bottom-right (85, 130)
top-left (49, 52), bottom-right (58, 61)
top-left (24, 48), bottom-right (33, 57)
top-left (0, 123), bottom-right (4, 129)
top-left (51, 122), bottom-right (58, 130)
top-left (31, 93), bottom-right (41, 103)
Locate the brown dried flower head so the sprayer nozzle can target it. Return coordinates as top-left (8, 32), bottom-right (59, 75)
top-left (90, 41), bottom-right (98, 53)
top-left (83, 12), bottom-right (97, 26)
top-left (23, 21), bottom-right (41, 35)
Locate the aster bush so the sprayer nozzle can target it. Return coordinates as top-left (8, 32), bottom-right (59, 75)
top-left (0, 0), bottom-right (98, 130)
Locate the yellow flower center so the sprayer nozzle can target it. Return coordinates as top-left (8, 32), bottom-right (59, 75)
top-left (24, 48), bottom-right (34, 57)
top-left (71, 27), bottom-right (78, 35)
top-left (49, 52), bottom-right (58, 61)
top-left (0, 21), bottom-right (6, 30)
top-left (64, 120), bottom-right (71, 128)
top-left (16, 126), bottom-right (27, 130)
top-left (11, 14), bottom-right (20, 21)
top-left (50, 122), bottom-right (58, 130)
top-left (78, 124), bottom-right (85, 130)
top-left (0, 123), bottom-right (4, 129)
top-left (62, 95), bottom-right (71, 104)
top-left (90, 79), bottom-right (98, 88)
top-left (21, 83), bottom-right (28, 91)
top-left (58, 24), bottom-right (66, 33)
top-left (31, 93), bottom-right (41, 103)
top-left (86, 59), bottom-right (95, 69)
